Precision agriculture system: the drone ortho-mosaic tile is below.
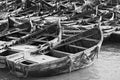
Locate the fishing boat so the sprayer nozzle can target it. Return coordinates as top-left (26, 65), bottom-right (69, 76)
top-left (98, 12), bottom-right (116, 38)
top-left (98, 0), bottom-right (116, 11)
top-left (62, 12), bottom-right (115, 39)
top-left (0, 0), bottom-right (39, 20)
top-left (14, 0), bottom-right (57, 17)
top-left (6, 24), bottom-right (103, 77)
top-left (109, 19), bottom-right (120, 42)
top-left (83, 22), bottom-right (116, 38)
top-left (101, 11), bottom-right (115, 22)
top-left (109, 30), bottom-right (120, 42)
top-left (86, 15), bottom-right (116, 38)
top-left (0, 19), bottom-right (62, 68)
top-left (62, 22), bottom-right (86, 38)
top-left (78, 14), bottom-right (116, 38)
top-left (0, 17), bottom-right (32, 36)
top-left (100, 20), bottom-right (116, 38)
top-left (0, 0), bottom-right (23, 20)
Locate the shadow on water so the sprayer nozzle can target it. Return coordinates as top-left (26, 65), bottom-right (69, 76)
top-left (0, 39), bottom-right (120, 80)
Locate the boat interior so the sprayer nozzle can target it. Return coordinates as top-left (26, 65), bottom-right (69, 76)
top-left (0, 22), bottom-right (61, 66)
top-left (63, 25), bottom-right (86, 38)
top-left (7, 30), bottom-right (100, 66)
top-left (102, 12), bottom-right (114, 21)
top-left (0, 32), bottom-right (27, 42)
top-left (0, 22), bottom-right (8, 32)
top-left (0, 26), bottom-right (59, 56)
top-left (52, 35), bottom-right (99, 57)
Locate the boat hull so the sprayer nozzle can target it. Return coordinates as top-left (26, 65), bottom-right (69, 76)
top-left (109, 31), bottom-right (120, 42)
top-left (7, 41), bottom-right (102, 77)
top-left (6, 22), bottom-right (103, 78)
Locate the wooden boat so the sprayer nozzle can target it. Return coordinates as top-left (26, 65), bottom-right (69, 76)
top-left (68, 9), bottom-right (96, 20)
top-left (100, 20), bottom-right (116, 38)
top-left (62, 22), bottom-right (87, 38)
top-left (109, 30), bottom-right (120, 42)
top-left (6, 24), bottom-right (103, 77)
top-left (98, 1), bottom-right (116, 11)
top-left (0, 0), bottom-right (57, 20)
top-left (98, 13), bottom-right (116, 38)
top-left (39, 1), bottom-right (96, 22)
top-left (82, 22), bottom-right (116, 38)
top-left (43, 16), bottom-right (86, 38)
top-left (0, 17), bottom-right (32, 36)
top-left (14, 0), bottom-right (56, 17)
top-left (0, 0), bottom-right (15, 12)
top-left (0, 20), bottom-right (62, 68)
top-left (101, 11), bottom-right (115, 22)
top-left (77, 15), bottom-right (116, 38)
top-left (0, 0), bottom-right (39, 20)
top-left (61, 15), bottom-right (100, 38)
top-left (108, 20), bottom-right (120, 42)
top-left (0, 0), bottom-right (23, 20)
top-left (85, 14), bottom-right (116, 38)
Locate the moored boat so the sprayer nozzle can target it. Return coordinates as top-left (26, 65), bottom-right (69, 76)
top-left (108, 20), bottom-right (120, 42)
top-left (0, 17), bottom-right (32, 36)
top-left (76, 15), bottom-right (116, 38)
top-left (6, 24), bottom-right (103, 77)
top-left (0, 19), bottom-right (62, 68)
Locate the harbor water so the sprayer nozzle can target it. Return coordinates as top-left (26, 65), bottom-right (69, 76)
top-left (0, 41), bottom-right (120, 80)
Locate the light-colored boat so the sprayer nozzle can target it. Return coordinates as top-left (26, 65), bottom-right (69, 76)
top-left (6, 24), bottom-right (103, 77)
top-left (0, 19), bottom-right (62, 69)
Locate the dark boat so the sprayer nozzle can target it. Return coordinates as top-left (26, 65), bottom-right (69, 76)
top-left (0, 17), bottom-right (32, 36)
top-left (0, 19), bottom-right (62, 69)
top-left (0, 0), bottom-right (39, 20)
top-left (62, 23), bottom-right (86, 38)
top-left (100, 21), bottom-right (116, 38)
top-left (68, 14), bottom-right (116, 38)
top-left (101, 11), bottom-right (115, 22)
top-left (6, 24), bottom-right (103, 77)
top-left (108, 19), bottom-right (120, 42)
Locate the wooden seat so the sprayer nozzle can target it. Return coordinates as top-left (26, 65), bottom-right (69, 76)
top-left (53, 50), bottom-right (71, 56)
top-left (63, 34), bottom-right (74, 37)
top-left (63, 30), bottom-right (81, 33)
top-left (19, 31), bottom-right (29, 34)
top-left (7, 36), bottom-right (19, 40)
top-left (39, 40), bottom-right (48, 43)
top-left (42, 34), bottom-right (57, 37)
top-left (33, 37), bottom-right (47, 41)
top-left (69, 45), bottom-right (87, 50)
top-left (83, 38), bottom-right (99, 42)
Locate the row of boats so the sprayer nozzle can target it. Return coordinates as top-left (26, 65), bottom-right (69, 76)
top-left (0, 0), bottom-right (119, 78)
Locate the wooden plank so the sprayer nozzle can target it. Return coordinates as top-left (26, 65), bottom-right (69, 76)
top-left (54, 50), bottom-right (71, 55)
top-left (56, 28), bottom-right (99, 48)
top-left (62, 34), bottom-right (74, 37)
top-left (19, 32), bottom-right (29, 34)
top-left (33, 37), bottom-right (47, 42)
top-left (39, 40), bottom-right (48, 43)
top-left (42, 34), bottom-right (56, 37)
top-left (69, 45), bottom-right (87, 50)
top-left (7, 36), bottom-right (19, 40)
top-left (63, 30), bottom-right (82, 33)
top-left (83, 38), bottom-right (99, 42)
